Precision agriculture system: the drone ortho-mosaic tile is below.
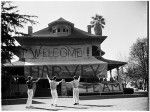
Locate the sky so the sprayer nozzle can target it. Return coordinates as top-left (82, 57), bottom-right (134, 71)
top-left (13, 1), bottom-right (147, 62)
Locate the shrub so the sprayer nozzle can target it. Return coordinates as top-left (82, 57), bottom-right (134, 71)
top-left (123, 88), bottom-right (134, 94)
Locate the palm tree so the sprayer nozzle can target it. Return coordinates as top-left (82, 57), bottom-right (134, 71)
top-left (90, 14), bottom-right (105, 36)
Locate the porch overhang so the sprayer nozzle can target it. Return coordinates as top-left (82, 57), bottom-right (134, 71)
top-left (4, 57), bottom-right (107, 66)
top-left (95, 56), bottom-right (127, 70)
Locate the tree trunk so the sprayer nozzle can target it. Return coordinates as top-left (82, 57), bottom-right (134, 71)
top-left (94, 24), bottom-right (102, 36)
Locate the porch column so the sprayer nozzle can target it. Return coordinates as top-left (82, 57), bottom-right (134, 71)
top-left (116, 67), bottom-right (122, 83)
top-left (109, 70), bottom-right (112, 78)
top-left (116, 67), bottom-right (119, 81)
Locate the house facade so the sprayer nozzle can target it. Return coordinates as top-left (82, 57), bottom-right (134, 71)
top-left (4, 18), bottom-right (126, 97)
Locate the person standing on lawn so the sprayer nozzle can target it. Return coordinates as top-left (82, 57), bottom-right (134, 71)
top-left (46, 74), bottom-right (63, 106)
top-left (26, 76), bottom-right (40, 108)
top-left (66, 75), bottom-right (81, 105)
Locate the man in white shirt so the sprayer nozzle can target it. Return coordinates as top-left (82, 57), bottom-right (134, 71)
top-left (46, 75), bottom-right (63, 106)
top-left (66, 75), bottom-right (81, 105)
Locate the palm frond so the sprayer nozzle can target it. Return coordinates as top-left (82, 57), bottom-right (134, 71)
top-left (91, 25), bottom-right (94, 28)
top-left (91, 14), bottom-right (105, 28)
top-left (101, 18), bottom-right (105, 25)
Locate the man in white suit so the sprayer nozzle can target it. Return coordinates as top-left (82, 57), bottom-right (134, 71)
top-left (46, 74), bottom-right (63, 106)
top-left (66, 75), bottom-right (81, 105)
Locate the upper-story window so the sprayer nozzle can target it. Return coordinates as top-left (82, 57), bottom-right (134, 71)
top-left (58, 28), bottom-right (60, 32)
top-left (63, 28), bottom-right (66, 32)
top-left (48, 18), bottom-right (74, 37)
top-left (51, 25), bottom-right (71, 36)
top-left (52, 29), bottom-right (56, 33)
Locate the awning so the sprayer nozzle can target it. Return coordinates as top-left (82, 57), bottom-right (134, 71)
top-left (4, 57), bottom-right (107, 66)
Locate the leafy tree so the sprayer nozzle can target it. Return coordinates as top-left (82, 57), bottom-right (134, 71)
top-left (90, 14), bottom-right (105, 35)
top-left (128, 38), bottom-right (148, 90)
top-left (1, 1), bottom-right (37, 64)
top-left (130, 38), bottom-right (148, 79)
top-left (1, 1), bottom-right (38, 98)
top-left (112, 66), bottom-right (130, 88)
top-left (124, 65), bottom-right (140, 88)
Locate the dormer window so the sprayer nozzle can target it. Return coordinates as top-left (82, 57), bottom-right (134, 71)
top-left (52, 29), bottom-right (56, 33)
top-left (63, 29), bottom-right (66, 32)
top-left (58, 28), bottom-right (60, 32)
top-left (48, 17), bottom-right (74, 37)
top-left (51, 25), bottom-right (71, 36)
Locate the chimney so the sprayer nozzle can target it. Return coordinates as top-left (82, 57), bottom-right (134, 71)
top-left (87, 25), bottom-right (91, 34)
top-left (28, 26), bottom-right (33, 35)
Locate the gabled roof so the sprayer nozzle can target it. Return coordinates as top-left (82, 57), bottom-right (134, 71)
top-left (14, 18), bottom-right (107, 45)
top-left (32, 26), bottom-right (100, 38)
top-left (48, 17), bottom-right (74, 27)
top-left (15, 27), bottom-right (107, 46)
top-left (15, 35), bottom-right (107, 46)
top-left (29, 17), bottom-right (106, 38)
top-left (32, 27), bottom-right (50, 37)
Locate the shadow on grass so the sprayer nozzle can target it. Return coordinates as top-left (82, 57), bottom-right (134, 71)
top-left (30, 106), bottom-right (63, 111)
top-left (82, 104), bottom-right (113, 108)
top-left (56, 104), bottom-right (112, 109)
top-left (2, 99), bottom-right (44, 105)
top-left (80, 93), bottom-right (148, 100)
top-left (56, 105), bottom-right (88, 109)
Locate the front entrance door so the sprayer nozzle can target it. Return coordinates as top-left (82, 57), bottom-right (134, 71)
top-left (34, 79), bottom-right (61, 97)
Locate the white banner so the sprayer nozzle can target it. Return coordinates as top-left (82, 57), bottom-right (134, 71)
top-left (22, 45), bottom-right (92, 61)
top-left (24, 63), bottom-right (107, 79)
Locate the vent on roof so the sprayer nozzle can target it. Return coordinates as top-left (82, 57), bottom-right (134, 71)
top-left (48, 17), bottom-right (74, 28)
top-left (87, 25), bottom-right (91, 34)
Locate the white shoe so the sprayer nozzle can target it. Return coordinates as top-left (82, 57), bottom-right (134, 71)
top-left (54, 104), bottom-right (57, 107)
